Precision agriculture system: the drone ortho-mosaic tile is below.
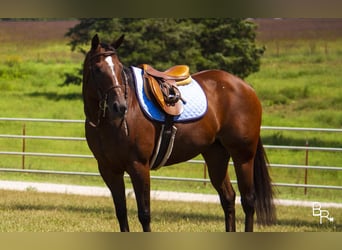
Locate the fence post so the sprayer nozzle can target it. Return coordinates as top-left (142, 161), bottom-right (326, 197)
top-left (203, 163), bottom-right (207, 186)
top-left (22, 123), bottom-right (26, 169)
top-left (304, 140), bottom-right (309, 195)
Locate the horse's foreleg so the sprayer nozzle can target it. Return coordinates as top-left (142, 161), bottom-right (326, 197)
top-left (99, 166), bottom-right (129, 232)
top-left (111, 173), bottom-right (130, 232)
top-left (128, 162), bottom-right (151, 232)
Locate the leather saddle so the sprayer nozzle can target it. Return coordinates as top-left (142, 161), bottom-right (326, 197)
top-left (141, 64), bottom-right (192, 116)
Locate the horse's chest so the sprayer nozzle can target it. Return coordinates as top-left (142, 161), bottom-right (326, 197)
top-left (100, 134), bottom-right (127, 154)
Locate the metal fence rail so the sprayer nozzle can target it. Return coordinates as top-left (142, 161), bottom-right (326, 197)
top-left (0, 167), bottom-right (341, 190)
top-left (0, 117), bottom-right (341, 191)
top-left (264, 145), bottom-right (342, 152)
top-left (0, 134), bottom-right (86, 141)
top-left (0, 117), bottom-right (84, 123)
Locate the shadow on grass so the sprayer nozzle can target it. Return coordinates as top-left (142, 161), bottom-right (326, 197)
top-left (5, 202), bottom-right (113, 215)
top-left (9, 203), bottom-right (224, 223)
top-left (152, 209), bottom-right (225, 223)
top-left (274, 218), bottom-right (340, 232)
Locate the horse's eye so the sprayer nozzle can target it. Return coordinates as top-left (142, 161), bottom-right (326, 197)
top-left (94, 63), bottom-right (103, 73)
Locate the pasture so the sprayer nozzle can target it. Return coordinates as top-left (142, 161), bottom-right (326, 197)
top-left (0, 19), bottom-right (341, 231)
top-left (0, 189), bottom-right (340, 232)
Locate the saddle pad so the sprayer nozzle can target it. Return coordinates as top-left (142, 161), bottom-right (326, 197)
top-left (131, 66), bottom-right (207, 122)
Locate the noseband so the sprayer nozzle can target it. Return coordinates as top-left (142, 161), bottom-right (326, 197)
top-left (87, 50), bottom-right (129, 128)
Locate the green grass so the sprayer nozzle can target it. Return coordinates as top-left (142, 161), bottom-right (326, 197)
top-left (247, 39), bottom-right (342, 128)
top-left (0, 189), bottom-right (340, 232)
top-left (0, 23), bottom-right (341, 206)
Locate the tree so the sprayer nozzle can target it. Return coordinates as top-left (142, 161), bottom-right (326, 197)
top-left (197, 19), bottom-right (265, 78)
top-left (63, 18), bottom-right (264, 85)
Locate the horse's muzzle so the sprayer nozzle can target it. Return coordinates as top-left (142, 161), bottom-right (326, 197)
top-left (112, 101), bottom-right (127, 118)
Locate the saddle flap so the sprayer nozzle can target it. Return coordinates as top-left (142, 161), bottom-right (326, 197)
top-left (144, 74), bottom-right (184, 116)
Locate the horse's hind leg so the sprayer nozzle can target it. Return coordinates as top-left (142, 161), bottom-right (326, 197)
top-left (202, 142), bottom-right (236, 232)
top-left (233, 158), bottom-right (255, 232)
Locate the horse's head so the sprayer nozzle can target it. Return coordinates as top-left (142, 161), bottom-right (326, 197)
top-left (83, 34), bottom-right (128, 126)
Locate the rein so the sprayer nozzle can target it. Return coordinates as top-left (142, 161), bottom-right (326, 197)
top-left (87, 50), bottom-right (129, 132)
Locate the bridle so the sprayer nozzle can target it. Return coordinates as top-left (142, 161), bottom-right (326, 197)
top-left (87, 50), bottom-right (129, 130)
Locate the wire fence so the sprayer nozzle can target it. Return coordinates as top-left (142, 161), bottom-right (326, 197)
top-left (0, 117), bottom-right (341, 191)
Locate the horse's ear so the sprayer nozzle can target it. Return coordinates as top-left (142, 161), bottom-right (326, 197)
top-left (91, 34), bottom-right (100, 51)
top-left (112, 34), bottom-right (125, 49)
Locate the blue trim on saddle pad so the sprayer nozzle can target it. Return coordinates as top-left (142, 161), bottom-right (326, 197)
top-left (131, 66), bottom-right (207, 122)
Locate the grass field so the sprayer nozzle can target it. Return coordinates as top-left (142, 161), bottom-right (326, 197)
top-left (0, 189), bottom-right (340, 232)
top-left (0, 19), bottom-right (341, 231)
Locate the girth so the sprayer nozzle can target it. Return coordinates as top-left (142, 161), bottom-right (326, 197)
top-left (150, 115), bottom-right (177, 170)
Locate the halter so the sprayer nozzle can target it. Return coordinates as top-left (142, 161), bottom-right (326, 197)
top-left (87, 50), bottom-right (129, 130)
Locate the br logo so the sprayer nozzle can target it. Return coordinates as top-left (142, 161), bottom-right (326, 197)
top-left (312, 202), bottom-right (334, 224)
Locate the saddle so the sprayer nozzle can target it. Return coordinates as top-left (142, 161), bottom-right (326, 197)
top-left (132, 65), bottom-right (207, 170)
top-left (141, 64), bottom-right (192, 116)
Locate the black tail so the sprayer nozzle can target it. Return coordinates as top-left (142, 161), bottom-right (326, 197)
top-left (254, 138), bottom-right (276, 225)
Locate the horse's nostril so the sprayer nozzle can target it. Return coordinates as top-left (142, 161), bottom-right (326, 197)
top-left (113, 102), bottom-right (127, 116)
top-left (113, 102), bottom-right (120, 113)
top-left (121, 104), bottom-right (127, 114)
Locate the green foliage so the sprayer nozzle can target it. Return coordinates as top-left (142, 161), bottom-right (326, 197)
top-left (198, 19), bottom-right (265, 78)
top-left (64, 18), bottom-right (264, 85)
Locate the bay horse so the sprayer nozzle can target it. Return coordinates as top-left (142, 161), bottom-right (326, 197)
top-left (82, 34), bottom-right (275, 232)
